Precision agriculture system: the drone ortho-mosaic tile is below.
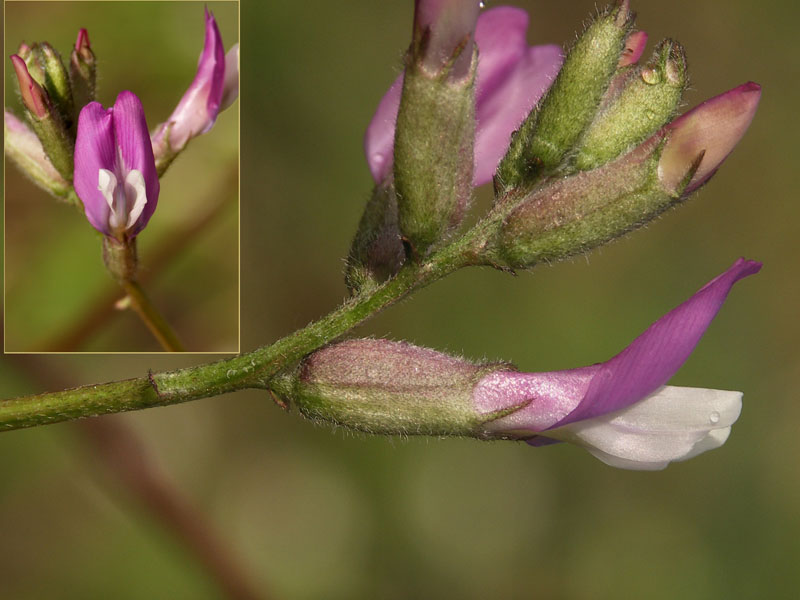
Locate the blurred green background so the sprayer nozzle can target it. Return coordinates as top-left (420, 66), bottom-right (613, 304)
top-left (4, 1), bottom-right (239, 352)
top-left (2, 0), bottom-right (799, 598)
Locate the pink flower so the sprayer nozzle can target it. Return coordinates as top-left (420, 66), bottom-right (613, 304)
top-left (151, 7), bottom-right (238, 157)
top-left (365, 7), bottom-right (563, 186)
top-left (474, 258), bottom-right (761, 469)
top-left (73, 91), bottom-right (159, 239)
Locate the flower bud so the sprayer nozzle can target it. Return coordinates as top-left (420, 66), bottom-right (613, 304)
top-left (658, 82), bottom-right (761, 194)
top-left (344, 183), bottom-right (405, 294)
top-left (393, 0), bottom-right (479, 257)
top-left (277, 339), bottom-right (516, 436)
top-left (70, 28), bottom-right (97, 112)
top-left (4, 110), bottom-right (70, 198)
top-left (488, 135), bottom-right (676, 268)
top-left (31, 42), bottom-right (74, 129)
top-left (10, 54), bottom-right (48, 119)
top-left (151, 8), bottom-right (237, 175)
top-left (496, 0), bottom-right (633, 190)
top-left (9, 54), bottom-right (74, 182)
top-left (574, 39), bottom-right (687, 171)
top-left (480, 80), bottom-right (760, 270)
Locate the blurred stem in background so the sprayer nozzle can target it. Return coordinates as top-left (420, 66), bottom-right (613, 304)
top-left (45, 167), bottom-right (237, 352)
top-left (5, 352), bottom-right (268, 600)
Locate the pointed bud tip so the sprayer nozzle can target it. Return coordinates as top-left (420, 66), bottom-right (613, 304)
top-left (659, 82), bottom-right (761, 194)
top-left (10, 54), bottom-right (48, 118)
top-left (76, 28), bottom-right (90, 51)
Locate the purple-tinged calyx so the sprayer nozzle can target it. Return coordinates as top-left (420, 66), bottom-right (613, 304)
top-left (151, 7), bottom-right (238, 169)
top-left (365, 6), bottom-right (563, 186)
top-left (482, 78), bottom-right (759, 270)
top-left (74, 91), bottom-right (159, 240)
top-left (659, 82), bottom-right (761, 195)
top-left (280, 338), bottom-right (515, 436)
top-left (474, 258), bottom-right (761, 469)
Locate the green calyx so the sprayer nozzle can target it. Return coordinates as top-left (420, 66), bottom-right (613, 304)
top-left (393, 45), bottom-right (477, 259)
top-left (486, 135), bottom-right (692, 269)
top-left (30, 43), bottom-right (75, 132)
top-left (574, 39), bottom-right (687, 171)
top-left (274, 339), bottom-right (515, 437)
top-left (496, 1), bottom-right (633, 191)
top-left (345, 183), bottom-right (405, 294)
top-left (70, 45), bottom-right (97, 114)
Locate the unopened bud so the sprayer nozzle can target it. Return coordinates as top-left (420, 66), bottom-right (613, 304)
top-left (393, 0), bottom-right (479, 257)
top-left (4, 110), bottom-right (70, 198)
top-left (496, 0), bottom-right (633, 189)
top-left (486, 134), bottom-right (688, 268)
top-left (9, 54), bottom-right (74, 182)
top-left (658, 82), bottom-right (761, 194)
top-left (70, 28), bottom-right (97, 111)
top-left (10, 54), bottom-right (48, 119)
top-left (32, 42), bottom-right (74, 128)
top-left (345, 183), bottom-right (406, 294)
top-left (574, 39), bottom-right (687, 171)
top-left (276, 339), bottom-right (517, 436)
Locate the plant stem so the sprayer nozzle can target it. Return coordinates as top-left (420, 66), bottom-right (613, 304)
top-left (121, 279), bottom-right (186, 352)
top-left (0, 240), bottom-right (472, 431)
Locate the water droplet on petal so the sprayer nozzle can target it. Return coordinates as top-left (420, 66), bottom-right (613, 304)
top-left (479, 1), bottom-right (486, 8)
top-left (709, 411), bottom-right (720, 424)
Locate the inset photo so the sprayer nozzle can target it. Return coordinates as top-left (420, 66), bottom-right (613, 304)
top-left (4, 1), bottom-right (239, 352)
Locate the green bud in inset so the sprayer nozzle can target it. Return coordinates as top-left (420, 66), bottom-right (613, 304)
top-left (274, 339), bottom-right (516, 436)
top-left (574, 39), bottom-right (687, 171)
top-left (393, 0), bottom-right (479, 258)
top-left (496, 0), bottom-right (633, 190)
top-left (31, 42), bottom-right (75, 131)
top-left (9, 54), bottom-right (74, 183)
top-left (345, 183), bottom-right (405, 294)
top-left (70, 29), bottom-right (97, 116)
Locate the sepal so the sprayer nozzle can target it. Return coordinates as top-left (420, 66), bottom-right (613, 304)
top-left (496, 1), bottom-right (633, 190)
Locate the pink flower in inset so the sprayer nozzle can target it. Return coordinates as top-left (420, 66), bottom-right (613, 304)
top-left (74, 91), bottom-right (159, 239)
top-left (151, 7), bottom-right (239, 156)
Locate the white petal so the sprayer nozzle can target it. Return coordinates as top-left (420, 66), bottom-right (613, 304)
top-left (545, 386), bottom-right (743, 470)
top-left (98, 168), bottom-right (125, 229)
top-left (123, 169), bottom-right (148, 230)
top-left (220, 44), bottom-right (239, 111)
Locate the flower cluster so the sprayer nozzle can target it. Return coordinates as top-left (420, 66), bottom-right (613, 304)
top-left (299, 0), bottom-right (762, 469)
top-left (6, 7), bottom-right (239, 242)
